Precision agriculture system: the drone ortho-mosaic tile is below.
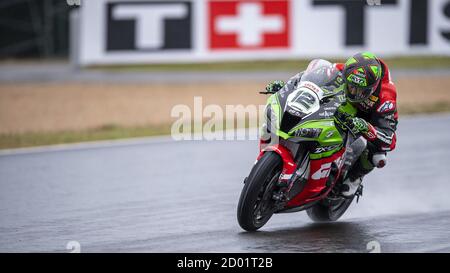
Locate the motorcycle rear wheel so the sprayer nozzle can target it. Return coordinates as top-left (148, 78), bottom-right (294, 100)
top-left (306, 195), bottom-right (355, 222)
top-left (237, 152), bottom-right (282, 231)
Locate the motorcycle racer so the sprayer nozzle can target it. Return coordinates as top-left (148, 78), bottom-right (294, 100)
top-left (265, 52), bottom-right (398, 197)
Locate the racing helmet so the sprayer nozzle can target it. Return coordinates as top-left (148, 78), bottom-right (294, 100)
top-left (343, 52), bottom-right (382, 103)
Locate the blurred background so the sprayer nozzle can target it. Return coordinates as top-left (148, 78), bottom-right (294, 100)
top-left (0, 0), bottom-right (449, 149)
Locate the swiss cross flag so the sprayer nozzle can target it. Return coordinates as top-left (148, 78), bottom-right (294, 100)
top-left (209, 0), bottom-right (290, 50)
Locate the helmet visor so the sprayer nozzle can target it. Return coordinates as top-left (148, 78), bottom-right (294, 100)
top-left (346, 83), bottom-right (376, 102)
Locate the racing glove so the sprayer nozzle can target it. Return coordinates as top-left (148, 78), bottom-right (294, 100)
top-left (348, 117), bottom-right (377, 141)
top-left (334, 105), bottom-right (354, 131)
top-left (349, 117), bottom-right (369, 134)
top-left (265, 80), bottom-right (285, 94)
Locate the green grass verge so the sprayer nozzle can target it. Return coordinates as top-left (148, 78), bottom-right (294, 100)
top-left (1, 105), bottom-right (450, 150)
top-left (90, 56), bottom-right (450, 72)
top-left (0, 124), bottom-right (171, 150)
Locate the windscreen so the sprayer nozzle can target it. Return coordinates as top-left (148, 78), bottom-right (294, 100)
top-left (300, 59), bottom-right (340, 90)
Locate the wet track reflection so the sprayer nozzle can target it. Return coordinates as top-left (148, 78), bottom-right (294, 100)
top-left (238, 211), bottom-right (450, 253)
top-left (239, 222), bottom-right (374, 252)
top-left (1, 114), bottom-right (450, 252)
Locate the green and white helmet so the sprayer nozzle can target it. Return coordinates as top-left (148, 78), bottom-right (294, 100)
top-left (343, 52), bottom-right (383, 103)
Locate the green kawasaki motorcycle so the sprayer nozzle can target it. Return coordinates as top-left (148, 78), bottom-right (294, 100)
top-left (237, 60), bottom-right (367, 231)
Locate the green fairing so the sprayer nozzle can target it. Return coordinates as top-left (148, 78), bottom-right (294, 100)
top-left (288, 119), bottom-right (343, 146)
top-left (276, 130), bottom-right (291, 140)
top-left (267, 94), bottom-right (282, 130)
top-left (265, 93), bottom-right (293, 140)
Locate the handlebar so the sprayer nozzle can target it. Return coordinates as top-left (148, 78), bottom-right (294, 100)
top-left (259, 90), bottom-right (276, 95)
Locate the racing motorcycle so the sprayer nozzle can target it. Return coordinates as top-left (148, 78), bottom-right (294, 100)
top-left (237, 60), bottom-right (366, 231)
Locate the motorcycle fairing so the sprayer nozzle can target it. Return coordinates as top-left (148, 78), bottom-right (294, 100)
top-left (286, 147), bottom-right (345, 207)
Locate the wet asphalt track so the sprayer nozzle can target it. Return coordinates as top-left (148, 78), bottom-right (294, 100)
top-left (1, 113), bottom-right (450, 253)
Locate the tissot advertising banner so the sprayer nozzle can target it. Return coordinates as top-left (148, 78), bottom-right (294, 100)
top-left (77, 0), bottom-right (450, 65)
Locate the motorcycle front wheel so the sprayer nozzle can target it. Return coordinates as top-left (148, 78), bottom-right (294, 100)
top-left (237, 152), bottom-right (282, 231)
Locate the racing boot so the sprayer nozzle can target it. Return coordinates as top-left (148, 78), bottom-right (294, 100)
top-left (341, 176), bottom-right (363, 198)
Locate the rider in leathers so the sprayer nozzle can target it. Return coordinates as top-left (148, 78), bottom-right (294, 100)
top-left (265, 52), bottom-right (398, 197)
